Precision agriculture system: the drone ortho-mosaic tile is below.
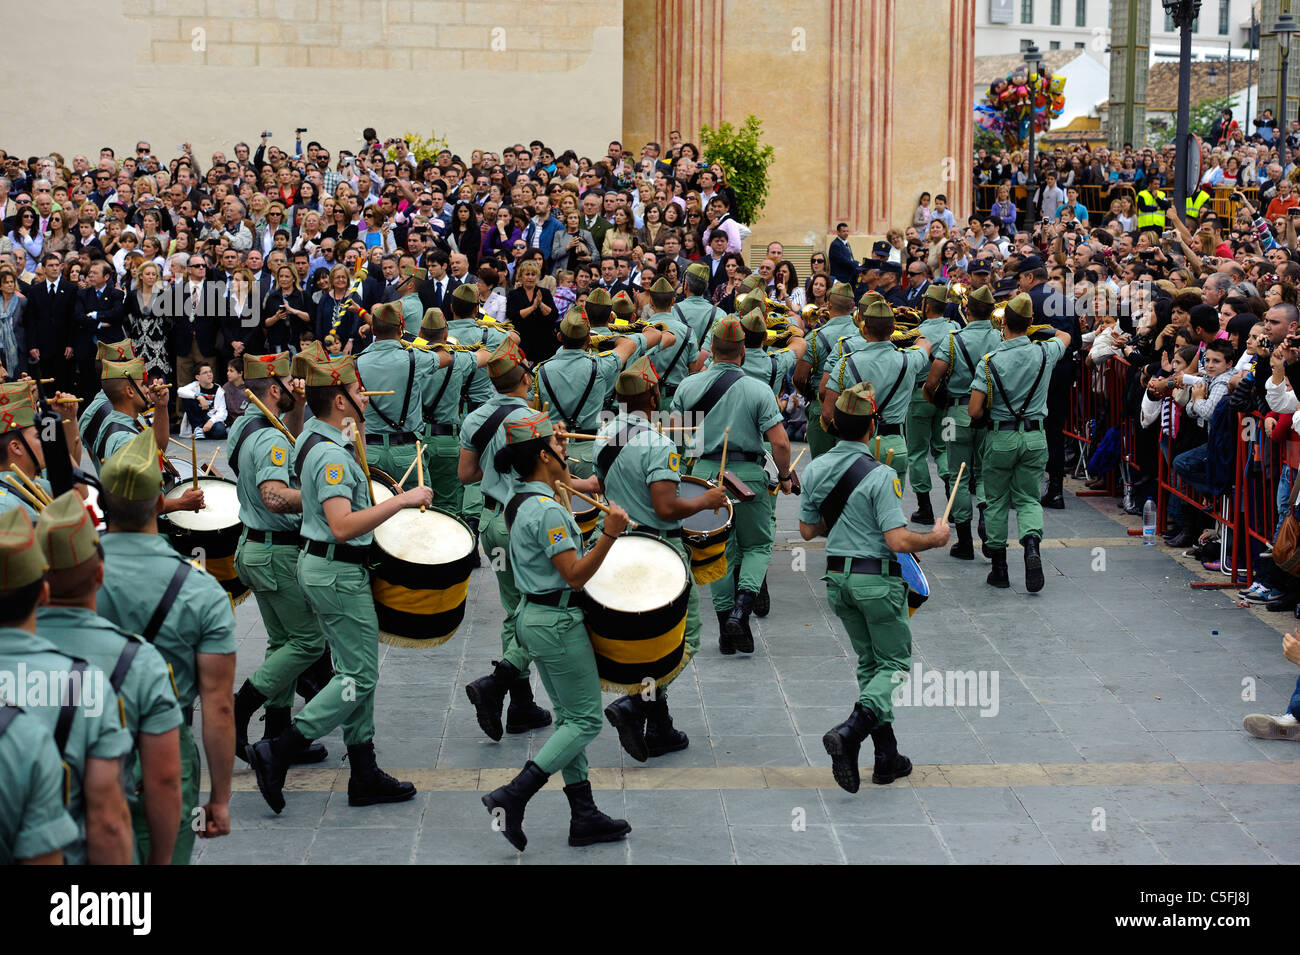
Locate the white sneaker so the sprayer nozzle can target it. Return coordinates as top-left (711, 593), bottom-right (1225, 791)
top-left (1242, 712), bottom-right (1300, 740)
top-left (1238, 582), bottom-right (1267, 598)
top-left (193, 431), bottom-right (205, 440)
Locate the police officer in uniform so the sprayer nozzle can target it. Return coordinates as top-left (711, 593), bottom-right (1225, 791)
top-left (968, 292), bottom-right (1071, 592)
top-left (645, 277), bottom-right (701, 402)
top-left (36, 490), bottom-right (184, 864)
top-left (535, 311), bottom-right (656, 478)
top-left (0, 507), bottom-right (134, 863)
top-left (356, 301), bottom-right (440, 483)
top-left (924, 284), bottom-right (1001, 558)
top-left (247, 353), bottom-right (431, 813)
top-left (596, 357), bottom-right (728, 761)
top-left (800, 383), bottom-right (950, 791)
top-left (226, 352), bottom-right (331, 766)
top-left (96, 428), bottom-right (235, 861)
top-left (673, 262), bottom-right (724, 344)
top-left (793, 281), bottom-right (859, 459)
top-left (671, 315), bottom-right (793, 653)
top-left (481, 411), bottom-right (631, 852)
top-left (822, 301), bottom-right (931, 479)
top-left (904, 285), bottom-right (962, 522)
top-left (0, 380), bottom-right (83, 519)
top-left (461, 340), bottom-right (554, 741)
top-left (0, 701), bottom-right (79, 863)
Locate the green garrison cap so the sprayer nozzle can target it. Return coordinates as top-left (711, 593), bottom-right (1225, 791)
top-left (487, 338), bottom-right (529, 378)
top-left (650, 277), bottom-right (675, 294)
top-left (101, 357), bottom-right (146, 381)
top-left (243, 353), bottom-right (292, 381)
top-left (97, 339), bottom-right (135, 361)
top-left (685, 262), bottom-right (710, 282)
top-left (860, 301), bottom-right (894, 321)
top-left (420, 307), bottom-right (447, 333)
top-left (739, 309), bottom-right (767, 335)
top-left (735, 290), bottom-right (764, 316)
top-left (835, 381), bottom-right (878, 417)
top-left (560, 310), bottom-right (590, 339)
top-left (857, 290), bottom-right (884, 309)
top-left (923, 284), bottom-right (950, 307)
top-left (827, 281), bottom-right (855, 304)
top-left (0, 382), bottom-right (36, 435)
top-left (1006, 292), bottom-right (1034, 321)
top-left (298, 340), bottom-right (326, 363)
top-left (100, 427), bottom-right (162, 502)
top-left (615, 356), bottom-right (660, 396)
top-left (739, 274), bottom-right (764, 293)
top-left (0, 508), bottom-right (46, 589)
top-left (401, 264), bottom-right (427, 285)
top-left (712, 314), bottom-right (745, 344)
top-left (967, 285), bottom-right (995, 306)
top-left (611, 291), bottom-right (635, 316)
top-left (503, 410), bottom-right (553, 444)
top-left (36, 490), bottom-right (98, 571)
top-left (301, 354), bottom-right (358, 387)
top-left (586, 286), bottom-right (612, 306)
top-left (369, 301), bottom-right (404, 331)
top-left (452, 283), bottom-right (478, 305)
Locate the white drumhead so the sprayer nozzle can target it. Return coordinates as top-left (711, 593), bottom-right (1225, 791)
top-left (370, 482), bottom-right (394, 505)
top-left (583, 536), bottom-right (686, 612)
top-left (374, 508), bottom-right (474, 564)
top-left (164, 479), bottom-right (240, 531)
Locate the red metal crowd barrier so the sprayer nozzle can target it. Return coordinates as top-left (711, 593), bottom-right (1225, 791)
top-left (1236, 412), bottom-right (1283, 590)
top-left (1063, 349), bottom-right (1137, 500)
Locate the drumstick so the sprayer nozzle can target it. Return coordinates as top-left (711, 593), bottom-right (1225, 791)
top-left (8, 466), bottom-right (51, 506)
top-left (557, 482), bottom-right (639, 530)
top-left (416, 442), bottom-right (426, 513)
top-left (243, 389), bottom-right (296, 446)
top-left (941, 462), bottom-right (965, 524)
top-left (717, 427), bottom-right (730, 483)
top-left (191, 435), bottom-right (198, 492)
top-left (557, 430), bottom-right (601, 440)
top-left (360, 390), bottom-right (395, 396)
top-left (885, 449), bottom-right (894, 467)
top-left (396, 455), bottom-right (419, 489)
top-left (354, 433), bottom-right (375, 506)
top-left (2, 475), bottom-right (45, 512)
top-left (873, 436), bottom-right (881, 460)
top-left (790, 447), bottom-right (808, 471)
top-left (203, 447), bottom-right (220, 476)
top-left (51, 397), bottom-right (83, 404)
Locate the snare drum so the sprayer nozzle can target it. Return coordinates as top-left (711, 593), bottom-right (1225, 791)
top-left (160, 477), bottom-right (249, 606)
top-left (898, 552), bottom-right (930, 618)
top-left (678, 475), bottom-right (733, 584)
top-left (369, 488), bottom-right (478, 648)
top-left (762, 450), bottom-right (780, 496)
top-left (568, 492), bottom-right (600, 545)
top-left (578, 533), bottom-right (692, 694)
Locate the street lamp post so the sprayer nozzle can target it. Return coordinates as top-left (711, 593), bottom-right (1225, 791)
top-left (1164, 0), bottom-right (1200, 219)
top-left (1023, 42), bottom-right (1042, 232)
top-left (1277, 13), bottom-right (1298, 169)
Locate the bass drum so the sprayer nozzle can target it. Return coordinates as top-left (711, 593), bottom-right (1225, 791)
top-left (160, 477), bottom-right (249, 606)
top-left (578, 533), bottom-right (692, 694)
top-left (569, 492), bottom-right (600, 545)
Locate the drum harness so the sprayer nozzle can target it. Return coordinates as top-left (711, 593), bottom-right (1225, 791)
top-left (816, 453), bottom-right (905, 580)
top-left (502, 490), bottom-right (574, 607)
top-left (674, 302), bottom-right (718, 345)
top-left (539, 356), bottom-right (599, 432)
top-left (984, 348), bottom-right (1047, 432)
top-left (363, 349), bottom-right (419, 446)
top-left (593, 420), bottom-right (684, 543)
top-left (226, 417), bottom-right (276, 478)
top-left (692, 368), bottom-right (759, 463)
top-left (838, 350), bottom-right (910, 437)
top-left (423, 360), bottom-right (459, 435)
top-left (469, 401), bottom-right (528, 511)
top-left (293, 432), bottom-right (372, 564)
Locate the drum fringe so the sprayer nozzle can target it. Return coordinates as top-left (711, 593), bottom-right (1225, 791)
top-left (378, 630), bottom-right (456, 650)
top-left (597, 651), bottom-right (693, 696)
top-left (230, 590), bottom-right (251, 608)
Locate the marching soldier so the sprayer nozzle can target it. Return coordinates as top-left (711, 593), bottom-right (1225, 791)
top-left (822, 301), bottom-right (931, 479)
top-left (798, 383), bottom-right (950, 792)
top-left (583, 287), bottom-right (617, 350)
top-left (645, 277), bottom-right (701, 402)
top-left (355, 301), bottom-right (439, 484)
top-left (793, 281), bottom-right (859, 459)
top-left (0, 702), bottom-right (78, 863)
top-left (0, 508), bottom-right (133, 864)
top-left (417, 308), bottom-right (491, 517)
top-left (904, 285), bottom-right (961, 522)
top-left (96, 428), bottom-right (235, 861)
top-left (481, 411), bottom-right (631, 852)
top-left (596, 357), bottom-right (729, 761)
top-left (35, 490), bottom-right (184, 865)
top-left (226, 352), bottom-right (330, 765)
top-left (460, 340), bottom-right (554, 742)
top-left (247, 353), bottom-right (432, 813)
top-left (0, 380), bottom-right (83, 519)
top-left (77, 338), bottom-right (135, 456)
top-left (395, 265), bottom-right (427, 336)
top-left (534, 311), bottom-right (657, 478)
top-left (967, 292), bottom-right (1071, 592)
top-left (670, 315), bottom-right (793, 654)
top-left (924, 284), bottom-right (1000, 559)
top-left (673, 262), bottom-right (724, 344)
top-left (84, 357), bottom-right (172, 477)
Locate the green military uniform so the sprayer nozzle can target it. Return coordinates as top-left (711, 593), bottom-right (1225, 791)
top-left (448, 285), bottom-right (510, 529)
top-left (0, 476), bottom-right (51, 520)
top-left (418, 308), bottom-right (479, 517)
top-left (87, 357), bottom-right (155, 470)
top-left (969, 295), bottom-right (1066, 554)
top-left (355, 302), bottom-right (439, 484)
top-left (800, 283), bottom-right (859, 458)
top-left (535, 312), bottom-right (625, 479)
top-left (0, 508), bottom-right (134, 864)
top-left (397, 265), bottom-right (429, 336)
top-left (228, 354), bottom-right (328, 721)
top-left (0, 703), bottom-right (80, 863)
top-left (673, 264), bottom-right (724, 343)
top-left (905, 287), bottom-right (961, 499)
top-left (96, 429), bottom-right (237, 864)
top-left (932, 286), bottom-right (1001, 526)
top-left (646, 278), bottom-right (699, 401)
top-left (670, 317), bottom-right (784, 633)
top-left (77, 339), bottom-right (135, 470)
top-left (0, 384), bottom-right (53, 518)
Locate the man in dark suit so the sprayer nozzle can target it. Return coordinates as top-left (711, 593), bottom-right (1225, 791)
top-left (905, 261), bottom-right (932, 310)
top-left (245, 248), bottom-right (274, 310)
top-left (23, 252), bottom-right (76, 392)
top-left (73, 261), bottom-right (128, 396)
top-left (171, 256), bottom-right (223, 393)
top-left (579, 192), bottom-right (610, 252)
top-left (596, 256), bottom-right (629, 299)
top-left (704, 230), bottom-right (731, 294)
top-left (416, 250), bottom-right (459, 313)
top-left (828, 221), bottom-right (857, 284)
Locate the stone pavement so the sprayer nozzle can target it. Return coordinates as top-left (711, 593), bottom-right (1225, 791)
top-left (179, 440), bottom-right (1300, 864)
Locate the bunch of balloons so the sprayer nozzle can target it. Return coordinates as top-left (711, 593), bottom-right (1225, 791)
top-left (975, 67), bottom-right (1067, 150)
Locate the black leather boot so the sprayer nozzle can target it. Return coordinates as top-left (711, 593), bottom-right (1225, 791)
top-left (263, 705), bottom-right (328, 764)
top-left (725, 591), bottom-right (756, 653)
top-left (644, 691), bottom-right (689, 757)
top-left (233, 678), bottom-right (266, 763)
top-left (977, 501), bottom-right (987, 541)
top-left (247, 722), bottom-right (312, 814)
top-left (1022, 534), bottom-right (1045, 593)
top-left (754, 574), bottom-right (770, 617)
top-left (563, 779), bottom-right (632, 847)
top-left (482, 760), bottom-right (550, 851)
top-left (505, 675), bottom-right (552, 734)
top-left (1040, 478), bottom-right (1065, 510)
top-left (604, 693), bottom-right (650, 762)
top-left (870, 722), bottom-right (913, 785)
top-left (465, 659), bottom-right (520, 742)
top-left (986, 548), bottom-right (1010, 588)
top-left (949, 521), bottom-right (974, 560)
top-left (296, 648), bottom-right (334, 703)
top-left (466, 517), bottom-right (483, 566)
top-left (346, 741), bottom-right (416, 807)
top-left (821, 702), bottom-right (878, 793)
top-left (717, 609), bottom-right (735, 655)
top-left (910, 492), bottom-right (934, 524)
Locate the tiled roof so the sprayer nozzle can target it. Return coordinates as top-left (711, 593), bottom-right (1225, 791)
top-left (975, 50), bottom-right (1081, 86)
top-left (1144, 59), bottom-right (1254, 110)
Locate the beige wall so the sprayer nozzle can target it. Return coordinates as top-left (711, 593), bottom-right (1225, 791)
top-left (2, 0), bottom-right (623, 162)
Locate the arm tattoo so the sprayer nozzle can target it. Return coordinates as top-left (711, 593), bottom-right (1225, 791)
top-left (260, 485), bottom-right (299, 514)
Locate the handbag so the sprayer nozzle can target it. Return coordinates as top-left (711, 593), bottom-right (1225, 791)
top-left (1271, 477), bottom-right (1300, 577)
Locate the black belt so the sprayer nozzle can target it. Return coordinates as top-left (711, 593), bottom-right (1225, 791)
top-left (483, 495), bottom-right (504, 513)
top-left (301, 540), bottom-right (371, 564)
top-left (876, 422), bottom-right (903, 436)
top-left (646, 527), bottom-right (684, 541)
top-left (826, 556), bottom-right (903, 577)
top-left (524, 590), bottom-right (573, 607)
top-left (424, 423), bottom-right (455, 436)
top-left (365, 432), bottom-right (420, 446)
top-left (951, 394), bottom-right (970, 405)
top-left (995, 419), bottom-right (1043, 431)
top-left (245, 529), bottom-right (301, 547)
top-left (701, 449), bottom-right (762, 463)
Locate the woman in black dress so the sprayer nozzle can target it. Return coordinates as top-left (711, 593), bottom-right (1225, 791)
top-left (257, 264), bottom-right (311, 353)
top-left (125, 260), bottom-right (173, 384)
top-left (506, 261), bottom-right (558, 363)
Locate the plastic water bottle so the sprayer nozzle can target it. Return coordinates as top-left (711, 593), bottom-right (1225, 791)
top-left (1143, 499), bottom-right (1156, 546)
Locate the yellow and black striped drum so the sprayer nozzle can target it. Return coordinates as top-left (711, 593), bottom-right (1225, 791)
top-left (160, 477), bottom-right (249, 606)
top-left (679, 475), bottom-right (733, 584)
top-left (368, 483), bottom-right (477, 648)
top-left (569, 493), bottom-right (600, 545)
top-left (578, 533), bottom-right (692, 694)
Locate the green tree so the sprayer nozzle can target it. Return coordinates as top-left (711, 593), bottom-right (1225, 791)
top-left (699, 115), bottom-right (775, 225)
top-left (1189, 94), bottom-right (1233, 139)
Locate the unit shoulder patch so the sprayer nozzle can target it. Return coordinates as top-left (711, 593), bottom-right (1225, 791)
top-left (324, 464), bottom-right (344, 485)
top-left (546, 526), bottom-right (567, 545)
top-left (270, 446), bottom-right (287, 467)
